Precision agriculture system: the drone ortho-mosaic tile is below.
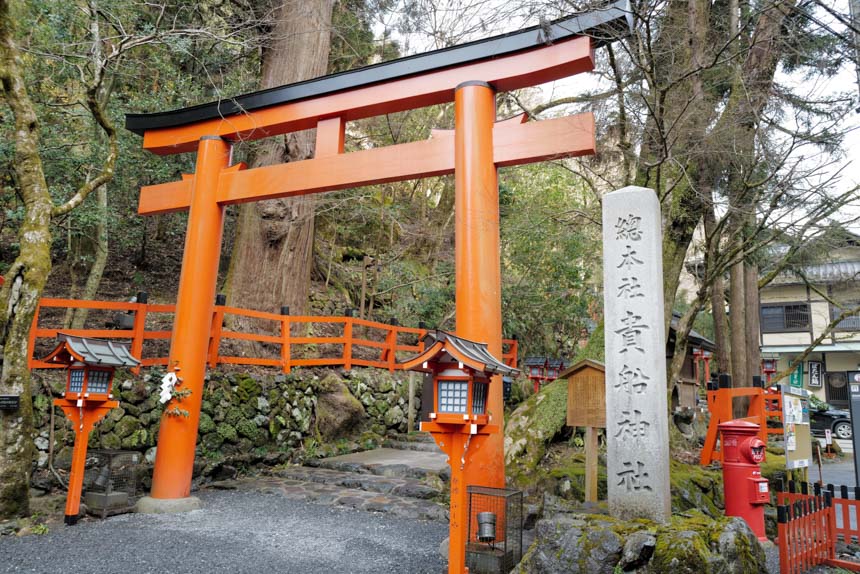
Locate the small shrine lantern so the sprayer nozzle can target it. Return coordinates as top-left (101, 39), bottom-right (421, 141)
top-left (401, 331), bottom-right (519, 574)
top-left (403, 331), bottom-right (518, 430)
top-left (44, 334), bottom-right (139, 402)
top-left (42, 334), bottom-right (139, 524)
top-left (546, 358), bottom-right (565, 381)
top-left (761, 355), bottom-right (778, 383)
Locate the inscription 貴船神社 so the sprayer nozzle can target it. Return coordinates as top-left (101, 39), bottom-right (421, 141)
top-left (603, 186), bottom-right (671, 523)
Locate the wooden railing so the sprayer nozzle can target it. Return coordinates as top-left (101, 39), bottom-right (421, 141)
top-left (28, 297), bottom-right (518, 374)
top-left (777, 481), bottom-right (860, 573)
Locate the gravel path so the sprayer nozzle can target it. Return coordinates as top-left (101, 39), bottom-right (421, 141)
top-left (0, 489), bottom-right (446, 574)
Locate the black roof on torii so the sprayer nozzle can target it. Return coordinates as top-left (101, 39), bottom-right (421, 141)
top-left (125, 0), bottom-right (631, 136)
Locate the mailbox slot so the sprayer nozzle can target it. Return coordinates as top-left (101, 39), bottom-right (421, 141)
top-left (748, 476), bottom-right (769, 504)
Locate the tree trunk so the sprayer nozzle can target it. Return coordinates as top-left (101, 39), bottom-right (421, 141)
top-left (744, 260), bottom-right (761, 381)
top-left (0, 0), bottom-right (53, 517)
top-left (729, 257), bottom-right (748, 417)
top-left (69, 185), bottom-right (108, 329)
top-left (0, 0), bottom-right (119, 518)
top-left (224, 0), bottom-right (335, 324)
top-left (703, 202), bottom-right (730, 375)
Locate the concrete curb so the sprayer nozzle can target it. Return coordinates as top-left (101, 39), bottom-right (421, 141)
top-left (134, 496), bottom-right (202, 514)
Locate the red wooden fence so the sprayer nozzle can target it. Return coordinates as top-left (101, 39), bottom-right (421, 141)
top-left (28, 297), bottom-right (518, 374)
top-left (777, 481), bottom-right (860, 573)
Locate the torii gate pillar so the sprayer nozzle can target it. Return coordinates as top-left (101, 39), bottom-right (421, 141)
top-left (454, 82), bottom-right (505, 489)
top-left (150, 136), bottom-right (231, 500)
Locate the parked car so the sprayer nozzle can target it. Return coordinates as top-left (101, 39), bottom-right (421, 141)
top-left (810, 406), bottom-right (852, 439)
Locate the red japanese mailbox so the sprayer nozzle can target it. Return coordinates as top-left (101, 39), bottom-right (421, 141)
top-left (401, 331), bottom-right (519, 573)
top-left (719, 420), bottom-right (769, 541)
top-left (42, 334), bottom-right (140, 524)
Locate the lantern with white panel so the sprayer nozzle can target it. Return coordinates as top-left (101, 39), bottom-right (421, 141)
top-left (42, 333), bottom-right (140, 524)
top-left (400, 331), bottom-right (520, 573)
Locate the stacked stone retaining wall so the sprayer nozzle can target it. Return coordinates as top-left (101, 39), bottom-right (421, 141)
top-left (30, 367), bottom-right (420, 474)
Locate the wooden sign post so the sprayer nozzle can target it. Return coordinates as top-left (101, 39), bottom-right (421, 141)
top-left (562, 359), bottom-right (605, 502)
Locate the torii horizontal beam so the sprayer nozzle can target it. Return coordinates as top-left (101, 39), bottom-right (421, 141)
top-left (137, 112), bottom-right (595, 215)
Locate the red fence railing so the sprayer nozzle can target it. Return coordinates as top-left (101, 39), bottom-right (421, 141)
top-left (701, 381), bottom-right (783, 465)
top-left (777, 481), bottom-right (860, 574)
top-left (28, 297), bottom-right (518, 375)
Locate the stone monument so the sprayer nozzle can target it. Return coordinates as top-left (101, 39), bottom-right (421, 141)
top-left (602, 186), bottom-right (671, 523)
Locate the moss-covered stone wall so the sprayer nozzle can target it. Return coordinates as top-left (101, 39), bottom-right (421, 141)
top-left (30, 367), bottom-right (419, 473)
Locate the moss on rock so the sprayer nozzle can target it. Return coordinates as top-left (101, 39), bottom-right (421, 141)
top-left (217, 423), bottom-right (238, 443)
top-left (121, 429), bottom-right (149, 449)
top-left (236, 418), bottom-right (259, 441)
top-left (113, 416), bottom-right (141, 439)
top-left (505, 379), bottom-right (570, 489)
top-left (514, 511), bottom-right (766, 574)
top-left (198, 412), bottom-right (215, 434)
top-left (314, 374), bottom-right (365, 441)
top-left (234, 374), bottom-right (261, 403)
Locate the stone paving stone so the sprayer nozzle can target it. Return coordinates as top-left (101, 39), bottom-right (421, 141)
top-left (391, 482), bottom-right (439, 500)
top-left (273, 465), bottom-right (442, 498)
top-left (210, 472), bottom-right (448, 523)
top-left (226, 442), bottom-right (451, 524)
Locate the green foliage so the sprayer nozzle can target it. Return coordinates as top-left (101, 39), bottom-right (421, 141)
top-left (499, 162), bottom-right (600, 357)
top-left (809, 394), bottom-right (829, 411)
top-left (573, 322), bottom-right (605, 363)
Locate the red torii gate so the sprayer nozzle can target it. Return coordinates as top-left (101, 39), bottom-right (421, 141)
top-left (127, 4), bottom-right (629, 572)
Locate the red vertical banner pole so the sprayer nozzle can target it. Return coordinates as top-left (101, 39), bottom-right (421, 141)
top-left (150, 136), bottom-right (231, 500)
top-left (280, 306), bottom-right (291, 374)
top-left (452, 80), bottom-right (501, 573)
top-left (208, 303), bottom-right (225, 368)
top-left (388, 327), bottom-right (398, 372)
top-left (27, 302), bottom-right (40, 370)
top-left (130, 299), bottom-right (148, 375)
top-left (343, 318), bottom-right (353, 370)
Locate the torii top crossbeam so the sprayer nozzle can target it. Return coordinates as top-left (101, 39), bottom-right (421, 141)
top-left (126, 3), bottom-right (630, 150)
top-left (125, 4), bottom-right (630, 572)
top-left (127, 2), bottom-right (630, 215)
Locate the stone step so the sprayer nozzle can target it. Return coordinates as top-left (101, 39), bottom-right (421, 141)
top-left (386, 432), bottom-right (436, 444)
top-left (382, 438), bottom-right (443, 453)
top-left (271, 465), bottom-right (442, 500)
top-left (307, 447), bottom-right (450, 482)
top-left (227, 476), bottom-right (448, 523)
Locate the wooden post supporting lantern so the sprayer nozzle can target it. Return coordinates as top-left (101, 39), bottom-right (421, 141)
top-left (400, 331), bottom-right (519, 574)
top-left (42, 334), bottom-right (140, 524)
top-left (124, 0), bottom-right (630, 520)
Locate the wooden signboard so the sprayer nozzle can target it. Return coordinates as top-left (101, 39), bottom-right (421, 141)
top-left (561, 359), bottom-right (606, 503)
top-left (0, 395), bottom-right (20, 411)
top-left (564, 359), bottom-right (606, 428)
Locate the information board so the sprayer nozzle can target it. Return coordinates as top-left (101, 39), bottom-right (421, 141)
top-left (781, 385), bottom-right (811, 470)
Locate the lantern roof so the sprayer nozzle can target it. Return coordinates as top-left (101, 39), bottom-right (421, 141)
top-left (547, 358), bottom-right (566, 369)
top-left (42, 333), bottom-right (141, 368)
top-left (399, 330), bottom-right (519, 376)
